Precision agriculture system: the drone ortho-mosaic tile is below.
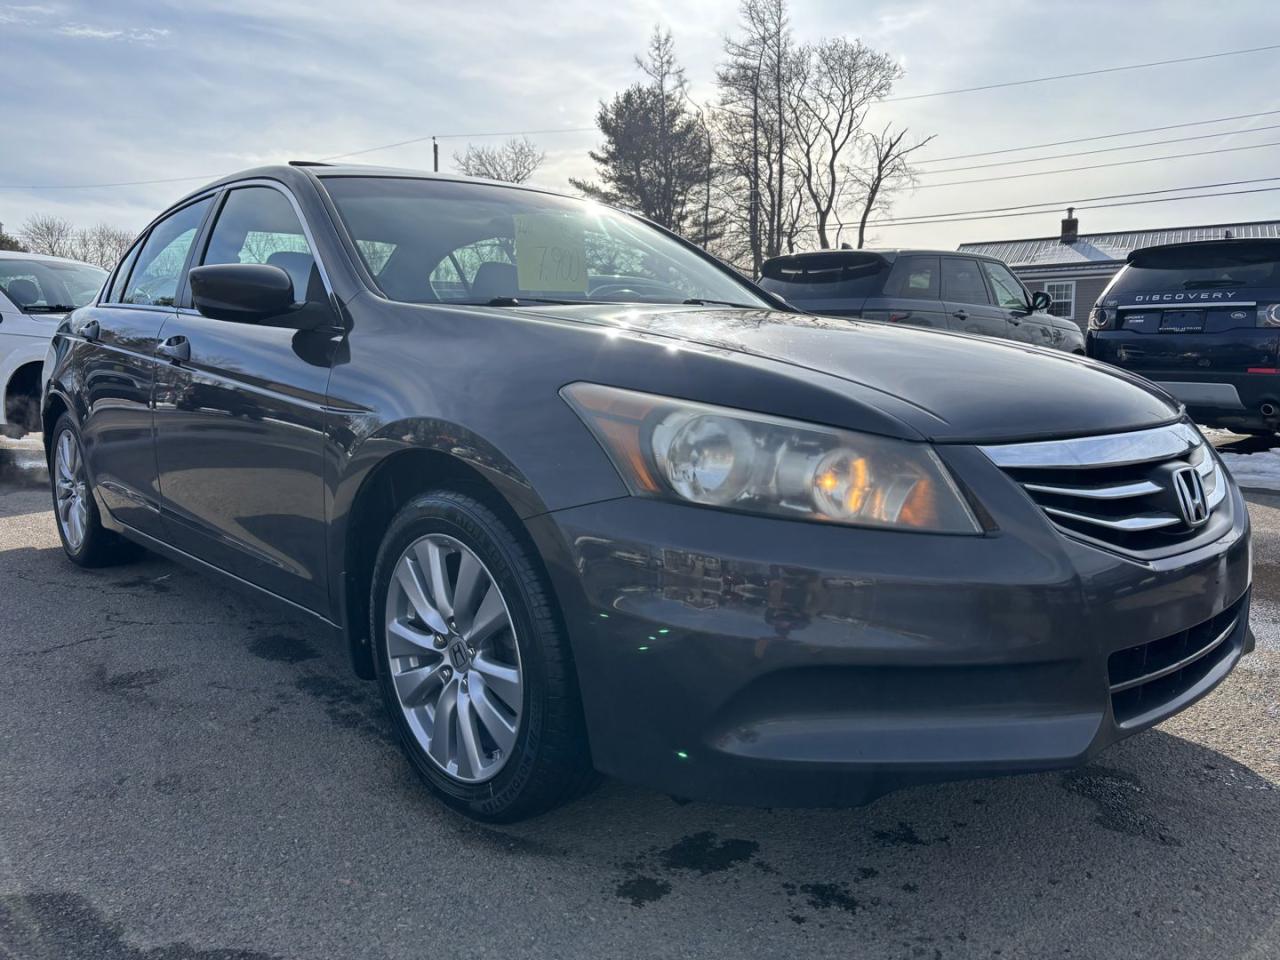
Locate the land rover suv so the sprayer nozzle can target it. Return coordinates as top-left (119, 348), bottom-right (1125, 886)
top-left (1087, 239), bottom-right (1280, 433)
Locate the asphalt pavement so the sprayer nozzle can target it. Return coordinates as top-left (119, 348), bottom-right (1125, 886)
top-left (1, 434), bottom-right (1278, 960)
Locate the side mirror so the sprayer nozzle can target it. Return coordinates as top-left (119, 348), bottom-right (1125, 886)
top-left (1030, 290), bottom-right (1053, 312)
top-left (189, 263), bottom-right (295, 324)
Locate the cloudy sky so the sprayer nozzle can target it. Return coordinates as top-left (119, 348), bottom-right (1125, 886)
top-left (2, 0), bottom-right (1279, 251)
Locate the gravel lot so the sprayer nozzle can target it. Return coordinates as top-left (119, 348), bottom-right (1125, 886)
top-left (1, 434), bottom-right (1278, 960)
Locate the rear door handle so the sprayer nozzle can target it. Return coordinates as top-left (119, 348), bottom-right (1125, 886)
top-left (952, 310), bottom-right (968, 320)
top-left (157, 335), bottom-right (190, 363)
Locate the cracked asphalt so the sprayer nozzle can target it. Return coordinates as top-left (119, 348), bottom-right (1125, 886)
top-left (1, 434), bottom-right (1279, 960)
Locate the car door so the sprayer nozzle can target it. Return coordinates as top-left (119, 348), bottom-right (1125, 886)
top-left (942, 256), bottom-right (1010, 340)
top-left (73, 197), bottom-right (214, 539)
top-left (152, 183), bottom-right (340, 613)
top-left (979, 259), bottom-right (1058, 349)
top-left (861, 254), bottom-right (949, 329)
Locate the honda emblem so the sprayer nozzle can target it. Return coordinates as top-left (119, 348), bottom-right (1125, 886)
top-left (1172, 467), bottom-right (1209, 528)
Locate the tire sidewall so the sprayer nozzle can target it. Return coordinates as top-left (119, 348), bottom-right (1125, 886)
top-left (371, 493), bottom-right (551, 816)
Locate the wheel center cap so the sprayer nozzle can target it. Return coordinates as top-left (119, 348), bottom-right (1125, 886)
top-left (447, 638), bottom-right (471, 672)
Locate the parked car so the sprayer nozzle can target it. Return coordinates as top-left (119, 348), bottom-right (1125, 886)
top-left (1087, 238), bottom-right (1280, 434)
top-left (759, 248), bottom-right (1084, 352)
top-left (0, 251), bottom-right (106, 437)
top-left (44, 164), bottom-right (1251, 821)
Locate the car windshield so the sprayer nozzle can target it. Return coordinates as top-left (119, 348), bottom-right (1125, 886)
top-left (0, 258), bottom-right (107, 313)
top-left (320, 176), bottom-right (771, 309)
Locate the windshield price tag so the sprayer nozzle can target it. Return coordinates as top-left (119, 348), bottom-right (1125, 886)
top-left (514, 215), bottom-right (588, 293)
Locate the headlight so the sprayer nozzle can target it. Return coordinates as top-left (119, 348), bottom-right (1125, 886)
top-left (562, 383), bottom-right (982, 533)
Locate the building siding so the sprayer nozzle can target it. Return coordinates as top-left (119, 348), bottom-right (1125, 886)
top-left (1022, 275), bottom-right (1114, 333)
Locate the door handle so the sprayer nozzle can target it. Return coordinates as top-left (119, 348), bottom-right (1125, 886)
top-left (952, 310), bottom-right (968, 320)
top-left (80, 319), bottom-right (100, 342)
top-left (157, 335), bottom-right (190, 363)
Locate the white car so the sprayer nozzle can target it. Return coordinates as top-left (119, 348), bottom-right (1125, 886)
top-left (0, 251), bottom-right (107, 437)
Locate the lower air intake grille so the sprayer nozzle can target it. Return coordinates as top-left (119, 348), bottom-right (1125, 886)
top-left (1107, 593), bottom-right (1246, 727)
top-left (980, 422), bottom-right (1230, 559)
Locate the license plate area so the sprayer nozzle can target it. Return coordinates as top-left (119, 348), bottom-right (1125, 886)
top-left (1159, 310), bottom-right (1205, 333)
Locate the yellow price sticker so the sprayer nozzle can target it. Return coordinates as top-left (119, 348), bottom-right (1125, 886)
top-left (514, 215), bottom-right (588, 293)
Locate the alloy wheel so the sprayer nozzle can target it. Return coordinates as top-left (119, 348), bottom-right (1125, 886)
top-left (54, 428), bottom-right (89, 552)
top-left (384, 533), bottom-right (524, 783)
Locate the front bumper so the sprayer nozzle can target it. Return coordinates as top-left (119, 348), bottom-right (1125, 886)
top-left (527, 451), bottom-right (1252, 808)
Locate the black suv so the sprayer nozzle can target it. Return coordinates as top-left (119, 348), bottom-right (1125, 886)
top-left (1087, 239), bottom-right (1280, 433)
top-left (43, 165), bottom-right (1249, 821)
top-left (760, 249), bottom-right (1083, 352)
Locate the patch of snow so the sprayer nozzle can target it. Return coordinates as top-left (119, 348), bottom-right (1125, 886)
top-left (1218, 449), bottom-right (1280, 492)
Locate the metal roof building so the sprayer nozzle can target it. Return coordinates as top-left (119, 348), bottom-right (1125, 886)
top-left (958, 215), bottom-right (1280, 331)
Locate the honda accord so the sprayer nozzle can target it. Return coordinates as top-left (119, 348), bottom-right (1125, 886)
top-left (43, 163), bottom-right (1253, 820)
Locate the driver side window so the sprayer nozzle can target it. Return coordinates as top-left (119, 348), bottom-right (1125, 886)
top-left (981, 261), bottom-right (1029, 310)
top-left (122, 198), bottom-right (212, 306)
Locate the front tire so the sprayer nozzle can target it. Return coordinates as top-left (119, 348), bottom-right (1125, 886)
top-left (49, 413), bottom-right (140, 568)
top-left (371, 490), bottom-right (594, 821)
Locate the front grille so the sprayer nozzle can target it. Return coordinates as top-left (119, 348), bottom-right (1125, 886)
top-left (980, 422), bottom-right (1229, 558)
top-left (1107, 593), bottom-right (1246, 727)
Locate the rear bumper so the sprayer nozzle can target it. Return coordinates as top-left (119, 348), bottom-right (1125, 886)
top-left (1087, 328), bottom-right (1280, 429)
top-left (1156, 374), bottom-right (1280, 430)
top-left (527, 470), bottom-right (1252, 807)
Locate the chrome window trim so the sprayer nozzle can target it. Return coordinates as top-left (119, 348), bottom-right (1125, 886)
top-left (978, 422), bottom-right (1201, 470)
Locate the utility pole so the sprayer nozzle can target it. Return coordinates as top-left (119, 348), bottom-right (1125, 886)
top-left (432, 136), bottom-right (439, 172)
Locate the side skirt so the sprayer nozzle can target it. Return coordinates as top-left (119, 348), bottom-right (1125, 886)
top-left (110, 519), bottom-right (348, 653)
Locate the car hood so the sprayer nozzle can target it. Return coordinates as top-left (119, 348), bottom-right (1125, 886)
top-left (530, 303), bottom-right (1180, 443)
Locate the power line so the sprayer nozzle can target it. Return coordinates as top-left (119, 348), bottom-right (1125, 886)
top-left (855, 175), bottom-right (1280, 226)
top-left (915, 108), bottom-right (1280, 164)
top-left (884, 44), bottom-right (1280, 102)
top-left (918, 123), bottom-right (1280, 175)
top-left (915, 139), bottom-right (1280, 190)
top-left (8, 44), bottom-right (1280, 190)
top-left (865, 176), bottom-right (1280, 225)
top-left (867, 185), bottom-right (1280, 228)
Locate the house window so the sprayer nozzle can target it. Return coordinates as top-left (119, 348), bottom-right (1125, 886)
top-left (1044, 280), bottom-right (1076, 319)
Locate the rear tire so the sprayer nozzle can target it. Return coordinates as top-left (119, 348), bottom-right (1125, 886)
top-left (370, 490), bottom-right (596, 821)
top-left (49, 413), bottom-right (141, 568)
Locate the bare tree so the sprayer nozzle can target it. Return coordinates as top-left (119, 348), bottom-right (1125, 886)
top-left (849, 125), bottom-right (935, 248)
top-left (72, 223), bottom-right (135, 269)
top-left (19, 215), bottom-right (77, 259)
top-left (716, 0), bottom-right (803, 273)
top-left (453, 137), bottom-right (545, 183)
top-left (790, 38), bottom-right (901, 249)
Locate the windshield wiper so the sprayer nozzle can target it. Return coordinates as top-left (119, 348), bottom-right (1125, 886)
top-left (456, 297), bottom-right (602, 307)
top-left (22, 304), bottom-right (76, 313)
top-left (681, 297), bottom-right (763, 309)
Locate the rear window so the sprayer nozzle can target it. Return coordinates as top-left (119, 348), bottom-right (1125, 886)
top-left (759, 254), bottom-right (887, 301)
top-left (1116, 241), bottom-right (1280, 292)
